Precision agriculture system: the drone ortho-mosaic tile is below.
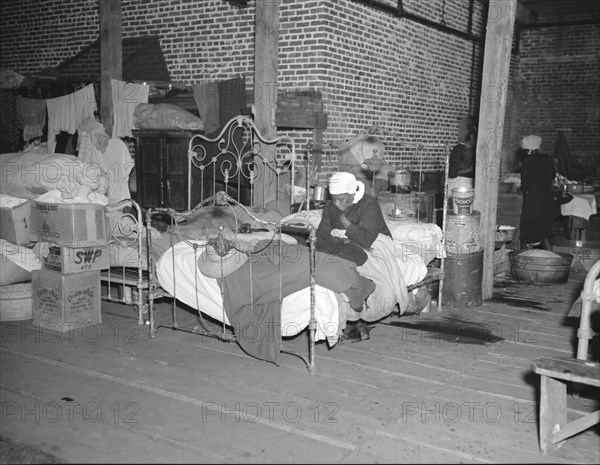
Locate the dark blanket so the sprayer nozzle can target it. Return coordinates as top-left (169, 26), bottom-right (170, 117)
top-left (219, 241), bottom-right (375, 365)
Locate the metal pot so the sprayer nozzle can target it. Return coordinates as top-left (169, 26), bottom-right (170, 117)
top-left (567, 184), bottom-right (585, 194)
top-left (389, 170), bottom-right (412, 193)
top-left (313, 185), bottom-right (328, 201)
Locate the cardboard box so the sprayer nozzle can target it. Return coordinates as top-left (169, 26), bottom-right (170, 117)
top-left (30, 202), bottom-right (108, 246)
top-left (32, 269), bottom-right (101, 332)
top-left (41, 242), bottom-right (110, 274)
top-left (0, 200), bottom-right (31, 244)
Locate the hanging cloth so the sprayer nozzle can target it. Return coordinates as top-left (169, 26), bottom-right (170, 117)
top-left (552, 132), bottom-right (585, 181)
top-left (46, 84), bottom-right (97, 153)
top-left (192, 81), bottom-right (220, 135)
top-left (111, 79), bottom-right (149, 138)
top-left (15, 96), bottom-right (46, 142)
top-left (218, 76), bottom-right (246, 126)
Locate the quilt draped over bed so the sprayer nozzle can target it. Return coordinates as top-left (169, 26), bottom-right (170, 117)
top-left (219, 240), bottom-right (375, 365)
top-left (339, 234), bottom-right (410, 325)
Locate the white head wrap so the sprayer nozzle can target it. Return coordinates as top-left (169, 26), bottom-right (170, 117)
top-left (328, 172), bottom-right (365, 203)
top-left (521, 135), bottom-right (542, 153)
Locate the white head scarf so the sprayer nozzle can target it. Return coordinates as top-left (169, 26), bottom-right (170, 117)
top-left (521, 135), bottom-right (542, 153)
top-left (328, 172), bottom-right (365, 203)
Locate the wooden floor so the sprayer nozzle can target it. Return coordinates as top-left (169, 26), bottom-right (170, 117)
top-left (1, 264), bottom-right (599, 464)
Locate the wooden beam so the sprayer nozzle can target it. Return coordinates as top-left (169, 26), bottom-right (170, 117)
top-left (99, 0), bottom-right (122, 137)
top-left (253, 0), bottom-right (280, 208)
top-left (473, 0), bottom-right (517, 300)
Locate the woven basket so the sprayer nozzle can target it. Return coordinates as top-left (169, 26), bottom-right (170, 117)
top-left (0, 282), bottom-right (33, 321)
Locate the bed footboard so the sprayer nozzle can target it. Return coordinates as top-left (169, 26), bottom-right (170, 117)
top-left (101, 199), bottom-right (150, 327)
top-left (146, 191), bottom-right (319, 375)
top-left (133, 114), bottom-right (327, 373)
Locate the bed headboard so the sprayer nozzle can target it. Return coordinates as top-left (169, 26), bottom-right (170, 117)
top-left (188, 115), bottom-right (296, 212)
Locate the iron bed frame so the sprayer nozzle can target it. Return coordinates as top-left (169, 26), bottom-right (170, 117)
top-left (100, 114), bottom-right (453, 374)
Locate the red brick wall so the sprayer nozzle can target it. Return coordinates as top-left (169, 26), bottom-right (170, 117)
top-left (1, 0), bottom-right (597, 178)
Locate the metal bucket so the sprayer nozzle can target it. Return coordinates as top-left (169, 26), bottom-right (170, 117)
top-left (552, 240), bottom-right (600, 273)
top-left (509, 250), bottom-right (574, 283)
top-left (442, 250), bottom-right (483, 307)
top-left (313, 184), bottom-right (328, 201)
top-left (389, 170), bottom-right (412, 193)
top-left (445, 210), bottom-right (481, 254)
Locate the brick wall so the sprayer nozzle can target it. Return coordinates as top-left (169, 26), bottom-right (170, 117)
top-left (289, 0), bottom-right (488, 181)
top-left (1, 0), bottom-right (597, 179)
top-left (506, 23), bottom-right (600, 174)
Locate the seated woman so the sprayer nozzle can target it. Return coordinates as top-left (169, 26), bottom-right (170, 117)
top-left (316, 171), bottom-right (391, 265)
top-left (316, 171), bottom-right (393, 342)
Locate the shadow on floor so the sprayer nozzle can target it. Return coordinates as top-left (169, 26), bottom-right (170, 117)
top-left (0, 435), bottom-right (65, 464)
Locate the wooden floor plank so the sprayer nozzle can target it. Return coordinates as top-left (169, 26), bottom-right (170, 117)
top-left (1, 270), bottom-right (598, 464)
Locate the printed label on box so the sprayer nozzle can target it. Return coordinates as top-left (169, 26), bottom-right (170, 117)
top-left (31, 202), bottom-right (108, 245)
top-left (32, 269), bottom-right (101, 331)
top-left (42, 243), bottom-right (109, 273)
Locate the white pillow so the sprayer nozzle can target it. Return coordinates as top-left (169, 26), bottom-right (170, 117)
top-left (386, 221), bottom-right (443, 249)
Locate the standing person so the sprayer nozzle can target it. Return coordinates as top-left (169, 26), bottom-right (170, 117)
top-left (518, 135), bottom-right (556, 250)
top-left (448, 118), bottom-right (477, 194)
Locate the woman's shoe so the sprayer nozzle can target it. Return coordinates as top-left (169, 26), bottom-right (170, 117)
top-left (356, 320), bottom-right (371, 340)
top-left (339, 321), bottom-right (362, 343)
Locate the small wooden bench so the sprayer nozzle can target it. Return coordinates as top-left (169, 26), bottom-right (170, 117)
top-left (531, 356), bottom-right (600, 457)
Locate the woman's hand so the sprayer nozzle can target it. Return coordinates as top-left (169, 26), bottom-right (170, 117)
top-left (339, 212), bottom-right (351, 229)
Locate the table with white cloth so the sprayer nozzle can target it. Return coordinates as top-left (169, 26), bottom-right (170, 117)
top-left (561, 194), bottom-right (598, 241)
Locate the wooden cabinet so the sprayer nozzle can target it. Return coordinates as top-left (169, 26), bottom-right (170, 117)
top-left (133, 130), bottom-right (203, 211)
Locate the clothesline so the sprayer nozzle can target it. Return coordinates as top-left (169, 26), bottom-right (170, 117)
top-left (12, 79), bottom-right (151, 148)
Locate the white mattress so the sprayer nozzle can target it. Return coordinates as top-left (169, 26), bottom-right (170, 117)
top-left (156, 239), bottom-right (342, 344)
top-left (155, 237), bottom-right (430, 345)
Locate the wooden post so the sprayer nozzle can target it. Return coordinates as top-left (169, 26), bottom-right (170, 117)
top-left (99, 0), bottom-right (122, 137)
top-left (473, 0), bottom-right (516, 300)
top-left (253, 0), bottom-right (279, 208)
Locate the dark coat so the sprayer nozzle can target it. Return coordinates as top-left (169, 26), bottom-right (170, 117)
top-left (519, 150), bottom-right (556, 244)
top-left (448, 142), bottom-right (475, 179)
top-left (316, 193), bottom-right (391, 265)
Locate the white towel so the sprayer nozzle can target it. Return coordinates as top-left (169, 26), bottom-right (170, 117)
top-left (111, 79), bottom-right (150, 138)
top-left (46, 85), bottom-right (97, 153)
top-left (561, 194), bottom-right (597, 221)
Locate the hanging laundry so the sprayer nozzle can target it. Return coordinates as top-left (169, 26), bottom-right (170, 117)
top-left (15, 96), bottom-right (46, 142)
top-left (192, 80), bottom-right (220, 135)
top-left (111, 79), bottom-right (149, 138)
top-left (46, 84), bottom-right (97, 153)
